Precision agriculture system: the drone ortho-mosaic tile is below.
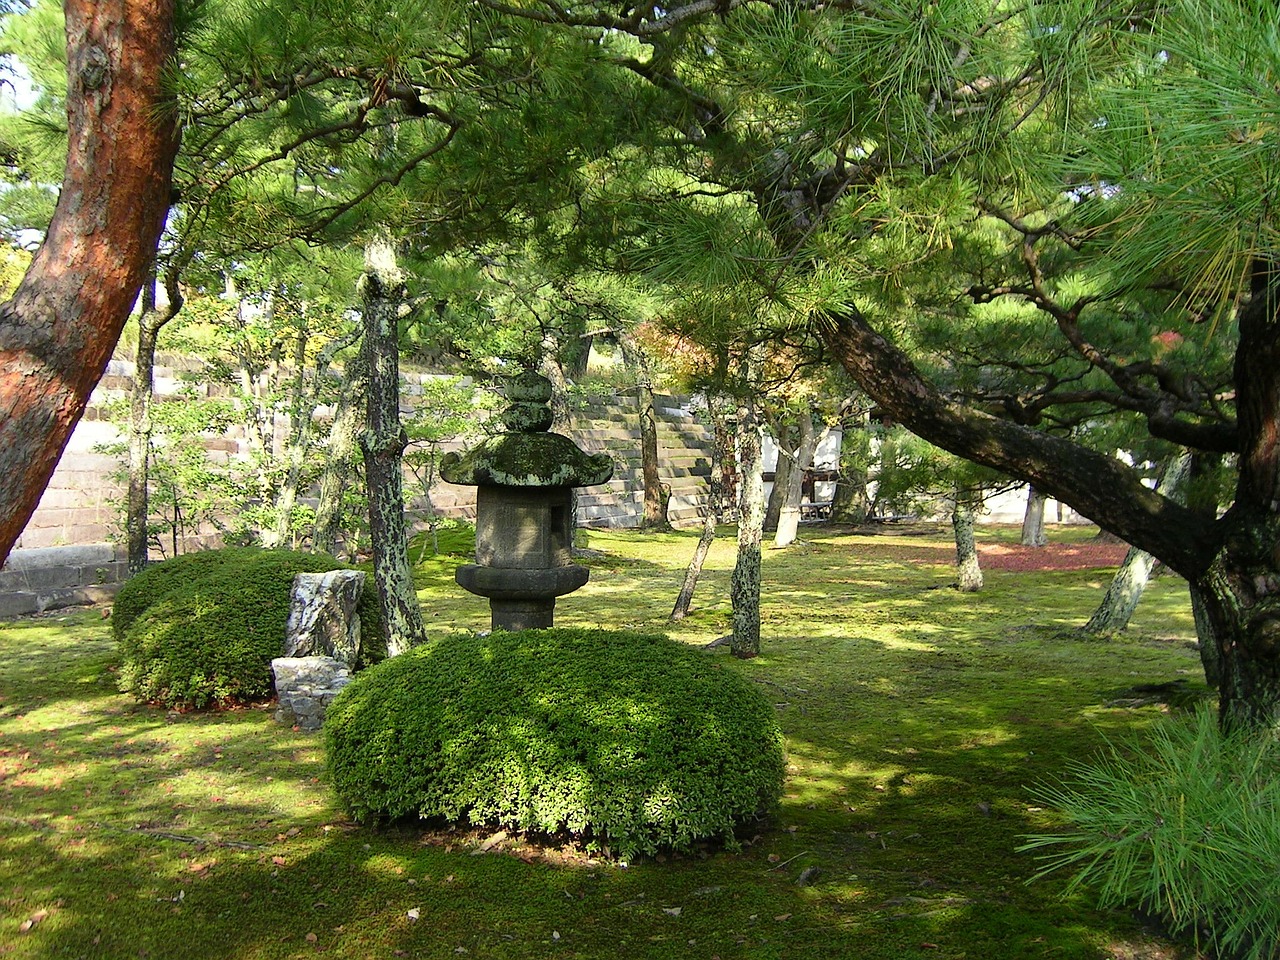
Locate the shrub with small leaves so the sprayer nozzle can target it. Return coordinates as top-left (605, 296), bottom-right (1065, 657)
top-left (115, 548), bottom-right (384, 709)
top-left (1023, 705), bottom-right (1280, 960)
top-left (324, 628), bottom-right (785, 860)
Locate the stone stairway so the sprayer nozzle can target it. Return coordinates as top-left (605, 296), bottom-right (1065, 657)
top-left (572, 392), bottom-right (714, 529)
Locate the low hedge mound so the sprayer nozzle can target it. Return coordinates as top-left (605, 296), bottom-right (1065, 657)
top-left (115, 548), bottom-right (383, 709)
top-left (324, 628), bottom-right (785, 860)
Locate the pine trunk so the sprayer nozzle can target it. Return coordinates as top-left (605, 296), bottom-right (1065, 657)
top-left (670, 397), bottom-right (730, 621)
top-left (1020, 487), bottom-right (1048, 547)
top-left (126, 278), bottom-right (179, 575)
top-left (952, 490), bottom-right (983, 593)
top-left (0, 0), bottom-right (179, 564)
top-left (1084, 454), bottom-right (1191, 634)
top-left (359, 238), bottom-right (428, 657)
top-left (731, 396), bottom-right (765, 658)
top-left (1084, 546), bottom-right (1156, 634)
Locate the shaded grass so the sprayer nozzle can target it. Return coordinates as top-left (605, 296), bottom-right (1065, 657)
top-left (0, 524), bottom-right (1204, 958)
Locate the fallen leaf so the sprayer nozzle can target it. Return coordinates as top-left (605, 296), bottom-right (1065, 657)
top-left (407, 908), bottom-right (421, 921)
top-left (920, 943), bottom-right (939, 950)
top-left (188, 862), bottom-right (210, 874)
top-left (272, 856), bottom-right (287, 866)
top-left (662, 907), bottom-right (682, 917)
top-left (774, 914), bottom-right (792, 922)
top-left (305, 932), bottom-right (318, 943)
top-left (767, 854), bottom-right (780, 863)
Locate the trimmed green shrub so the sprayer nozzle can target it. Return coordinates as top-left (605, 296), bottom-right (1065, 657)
top-left (116, 548), bottom-right (384, 709)
top-left (1022, 705), bottom-right (1280, 960)
top-left (324, 628), bottom-right (785, 861)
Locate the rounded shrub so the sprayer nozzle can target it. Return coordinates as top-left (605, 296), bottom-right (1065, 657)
top-left (324, 628), bottom-right (785, 860)
top-left (115, 547), bottom-right (384, 709)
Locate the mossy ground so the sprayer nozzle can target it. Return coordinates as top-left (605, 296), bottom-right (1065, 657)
top-left (1, 523), bottom-right (1202, 959)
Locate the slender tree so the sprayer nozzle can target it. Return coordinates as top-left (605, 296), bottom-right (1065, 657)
top-left (730, 378), bottom-right (765, 658)
top-left (359, 236), bottom-right (428, 656)
top-left (670, 394), bottom-right (731, 621)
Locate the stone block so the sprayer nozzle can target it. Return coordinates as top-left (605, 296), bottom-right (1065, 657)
top-left (272, 656), bottom-right (352, 732)
top-left (284, 571), bottom-right (365, 666)
top-left (0, 592), bottom-right (38, 619)
top-left (4, 544), bottom-right (116, 571)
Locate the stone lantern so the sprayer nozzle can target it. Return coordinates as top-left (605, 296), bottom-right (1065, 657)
top-left (440, 371), bottom-right (612, 631)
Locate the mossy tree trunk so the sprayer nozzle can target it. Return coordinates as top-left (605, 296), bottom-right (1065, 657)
top-left (731, 393), bottom-right (765, 658)
top-left (1020, 487), bottom-right (1049, 547)
top-left (952, 488), bottom-right (983, 593)
top-left (1084, 453), bottom-right (1191, 635)
top-left (671, 396), bottom-right (731, 621)
top-left (1189, 582), bottom-right (1222, 688)
top-left (358, 237), bottom-right (428, 657)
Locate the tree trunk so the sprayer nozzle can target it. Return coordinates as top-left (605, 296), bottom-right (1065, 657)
top-left (763, 422), bottom-right (790, 533)
top-left (126, 272), bottom-right (182, 574)
top-left (1020, 487), bottom-right (1049, 547)
top-left (815, 281), bottom-right (1280, 728)
top-left (952, 489), bottom-right (983, 592)
top-left (1189, 581), bottom-right (1222, 688)
top-left (731, 393), bottom-right (765, 658)
top-left (1192, 273), bottom-right (1280, 731)
top-left (359, 237), bottom-right (428, 657)
top-left (775, 417), bottom-right (827, 549)
top-left (671, 396), bottom-right (730, 621)
top-left (0, 0), bottom-right (179, 565)
top-left (618, 331), bottom-right (669, 530)
top-left (1084, 453), bottom-right (1191, 635)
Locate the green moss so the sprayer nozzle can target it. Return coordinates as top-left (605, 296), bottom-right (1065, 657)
top-left (115, 548), bottom-right (384, 709)
top-left (325, 627), bottom-right (785, 860)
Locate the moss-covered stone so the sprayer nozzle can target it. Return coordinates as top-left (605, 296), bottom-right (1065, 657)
top-left (440, 432), bottom-right (612, 488)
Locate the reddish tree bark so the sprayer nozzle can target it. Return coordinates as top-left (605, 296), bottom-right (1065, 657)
top-left (0, 0), bottom-right (179, 564)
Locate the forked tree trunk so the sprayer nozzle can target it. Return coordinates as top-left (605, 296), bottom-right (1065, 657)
top-left (1084, 453), bottom-right (1191, 635)
top-left (359, 237), bottom-right (428, 657)
top-left (1020, 487), bottom-right (1049, 547)
top-left (731, 394), bottom-right (765, 658)
top-left (953, 489), bottom-right (983, 593)
top-left (0, 1), bottom-right (180, 565)
top-left (671, 397), bottom-right (731, 622)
